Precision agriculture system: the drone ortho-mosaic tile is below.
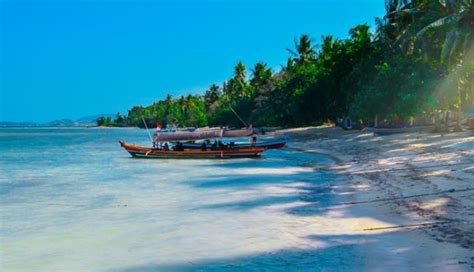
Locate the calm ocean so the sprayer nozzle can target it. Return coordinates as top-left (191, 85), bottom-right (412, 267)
top-left (0, 128), bottom-right (350, 271)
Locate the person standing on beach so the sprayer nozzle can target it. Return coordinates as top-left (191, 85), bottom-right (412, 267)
top-left (251, 134), bottom-right (257, 147)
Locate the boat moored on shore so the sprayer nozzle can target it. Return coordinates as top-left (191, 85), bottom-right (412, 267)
top-left (369, 125), bottom-right (435, 136)
top-left (119, 141), bottom-right (265, 159)
top-left (179, 137), bottom-right (287, 150)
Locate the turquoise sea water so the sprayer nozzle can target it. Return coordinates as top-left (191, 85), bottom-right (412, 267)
top-left (1, 128), bottom-right (343, 271)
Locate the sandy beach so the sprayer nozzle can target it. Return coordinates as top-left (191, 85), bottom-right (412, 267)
top-left (273, 126), bottom-right (474, 269)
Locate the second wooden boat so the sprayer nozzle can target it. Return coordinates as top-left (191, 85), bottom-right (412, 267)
top-left (370, 125), bottom-right (435, 136)
top-left (180, 137), bottom-right (287, 150)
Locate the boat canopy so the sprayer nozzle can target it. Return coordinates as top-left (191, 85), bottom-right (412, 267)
top-left (153, 127), bottom-right (254, 142)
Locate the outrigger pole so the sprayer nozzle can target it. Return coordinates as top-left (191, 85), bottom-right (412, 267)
top-left (229, 106), bottom-right (248, 128)
top-left (141, 116), bottom-right (154, 143)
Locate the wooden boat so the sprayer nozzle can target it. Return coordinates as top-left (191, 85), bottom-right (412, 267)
top-left (154, 127), bottom-right (223, 142)
top-left (222, 127), bottom-right (254, 137)
top-left (119, 141), bottom-right (265, 159)
top-left (370, 125), bottom-right (435, 136)
top-left (153, 127), bottom-right (255, 142)
top-left (181, 137), bottom-right (287, 150)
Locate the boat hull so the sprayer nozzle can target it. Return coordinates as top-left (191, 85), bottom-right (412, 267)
top-left (119, 141), bottom-right (265, 159)
top-left (222, 128), bottom-right (254, 138)
top-left (371, 125), bottom-right (435, 136)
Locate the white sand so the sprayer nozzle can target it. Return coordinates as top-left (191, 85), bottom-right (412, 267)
top-left (275, 125), bottom-right (474, 269)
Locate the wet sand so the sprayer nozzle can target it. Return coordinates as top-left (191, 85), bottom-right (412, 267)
top-left (275, 125), bottom-right (474, 269)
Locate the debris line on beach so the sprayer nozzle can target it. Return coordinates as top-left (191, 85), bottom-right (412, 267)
top-left (362, 219), bottom-right (473, 231)
top-left (342, 188), bottom-right (474, 206)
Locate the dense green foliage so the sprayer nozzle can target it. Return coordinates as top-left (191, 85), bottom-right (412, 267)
top-left (99, 0), bottom-right (473, 128)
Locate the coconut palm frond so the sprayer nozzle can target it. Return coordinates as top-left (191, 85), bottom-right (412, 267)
top-left (447, 0), bottom-right (467, 9)
top-left (375, 17), bottom-right (385, 30)
top-left (392, 25), bottom-right (416, 52)
top-left (415, 13), bottom-right (459, 38)
top-left (441, 28), bottom-right (462, 63)
top-left (438, 0), bottom-right (457, 9)
top-left (386, 0), bottom-right (417, 13)
top-left (286, 48), bottom-right (299, 57)
top-left (382, 0), bottom-right (472, 66)
top-left (374, 17), bottom-right (392, 44)
top-left (385, 7), bottom-right (423, 21)
top-left (385, 0), bottom-right (396, 13)
top-left (286, 34), bottom-right (316, 64)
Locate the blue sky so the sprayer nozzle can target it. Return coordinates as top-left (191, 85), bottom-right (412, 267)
top-left (1, 0), bottom-right (385, 123)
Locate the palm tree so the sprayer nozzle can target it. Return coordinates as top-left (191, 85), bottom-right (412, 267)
top-left (204, 84), bottom-right (221, 111)
top-left (414, 0), bottom-right (473, 65)
top-left (379, 0), bottom-right (473, 127)
top-left (227, 62), bottom-right (248, 98)
top-left (234, 61), bottom-right (247, 82)
top-left (287, 34), bottom-right (316, 65)
top-left (184, 94), bottom-right (197, 124)
top-left (164, 94), bottom-right (173, 105)
top-left (376, 0), bottom-right (435, 51)
top-left (178, 96), bottom-right (187, 116)
top-left (377, 0), bottom-right (473, 64)
top-left (281, 57), bottom-right (296, 72)
top-left (250, 62), bottom-right (272, 88)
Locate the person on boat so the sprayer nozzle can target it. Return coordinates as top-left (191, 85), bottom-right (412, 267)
top-left (163, 142), bottom-right (169, 151)
top-left (156, 123), bottom-right (162, 132)
top-left (174, 141), bottom-right (184, 151)
top-left (201, 142), bottom-right (207, 151)
top-left (218, 140), bottom-right (224, 150)
top-left (211, 141), bottom-right (217, 150)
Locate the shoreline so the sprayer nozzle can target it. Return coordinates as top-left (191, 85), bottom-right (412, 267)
top-left (275, 125), bottom-right (474, 268)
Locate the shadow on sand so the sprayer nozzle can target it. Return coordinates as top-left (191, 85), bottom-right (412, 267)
top-left (117, 143), bottom-right (470, 271)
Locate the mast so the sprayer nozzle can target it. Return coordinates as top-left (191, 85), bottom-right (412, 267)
top-left (141, 116), bottom-right (154, 143)
top-left (229, 106), bottom-right (248, 128)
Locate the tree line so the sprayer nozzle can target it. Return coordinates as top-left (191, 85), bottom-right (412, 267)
top-left (98, 0), bottom-right (473, 128)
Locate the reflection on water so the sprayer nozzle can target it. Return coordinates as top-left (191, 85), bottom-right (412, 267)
top-left (0, 128), bottom-right (463, 271)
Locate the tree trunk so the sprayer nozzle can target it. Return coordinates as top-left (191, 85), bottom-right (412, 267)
top-left (434, 111), bottom-right (440, 132)
top-left (444, 111), bottom-right (450, 133)
top-left (454, 109), bottom-right (463, 132)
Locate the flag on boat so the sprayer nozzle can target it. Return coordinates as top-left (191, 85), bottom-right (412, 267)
top-left (156, 123), bottom-right (162, 132)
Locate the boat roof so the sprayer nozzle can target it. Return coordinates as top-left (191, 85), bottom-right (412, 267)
top-left (154, 127), bottom-right (254, 142)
